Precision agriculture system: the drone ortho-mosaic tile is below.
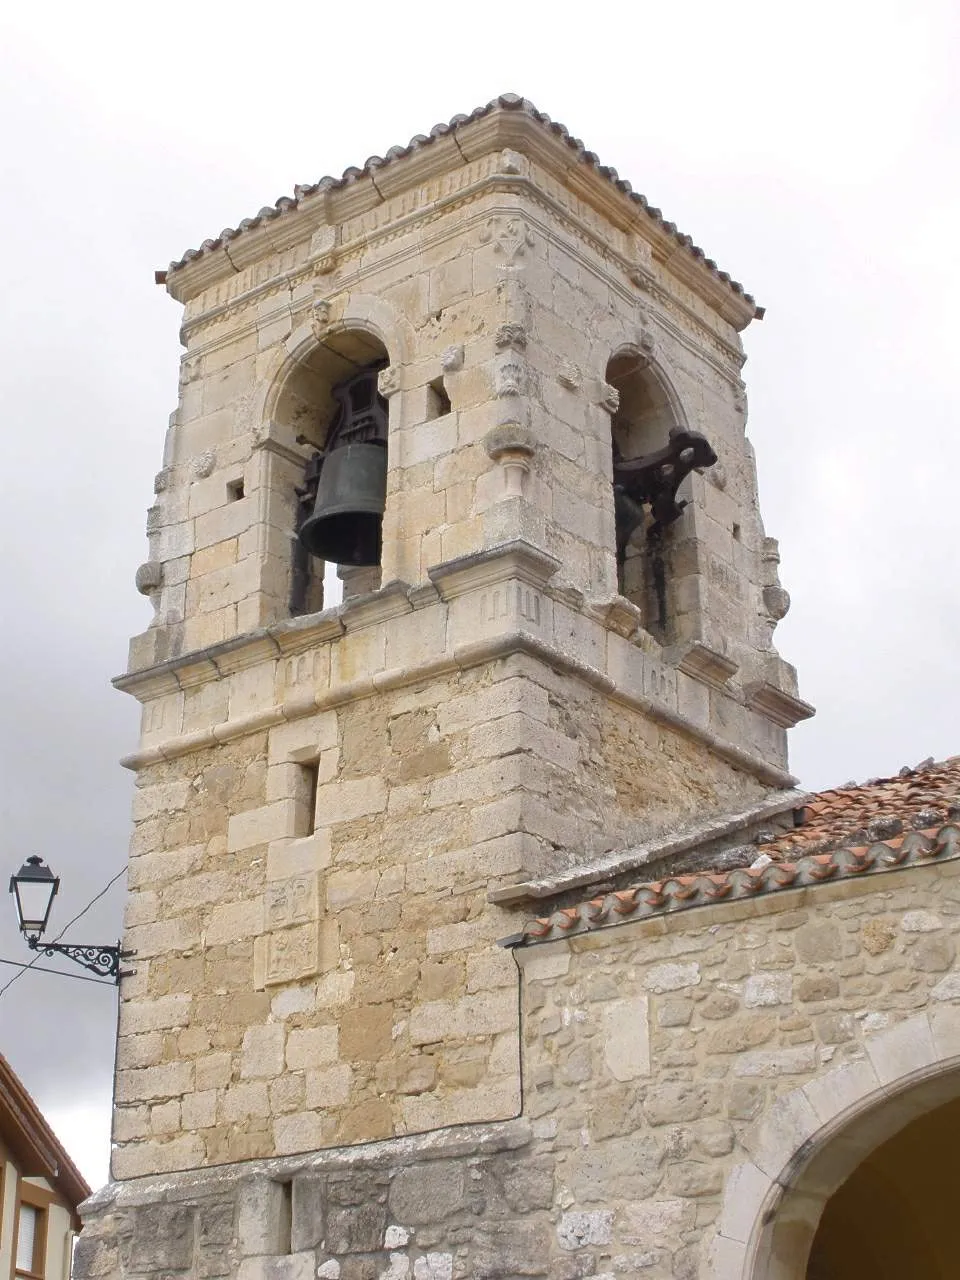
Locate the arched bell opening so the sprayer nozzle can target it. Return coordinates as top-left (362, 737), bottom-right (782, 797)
top-left (272, 328), bottom-right (390, 612)
top-left (606, 350), bottom-right (698, 641)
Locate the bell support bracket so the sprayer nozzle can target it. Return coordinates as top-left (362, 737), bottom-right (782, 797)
top-left (613, 426), bottom-right (718, 553)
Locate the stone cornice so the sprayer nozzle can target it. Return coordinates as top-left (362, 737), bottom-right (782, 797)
top-left (167, 102), bottom-right (757, 332)
top-left (114, 545), bottom-right (797, 787)
top-left (179, 187), bottom-right (745, 389)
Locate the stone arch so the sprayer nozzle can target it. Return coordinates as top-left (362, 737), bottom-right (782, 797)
top-left (599, 337), bottom-right (691, 639)
top-left (255, 290), bottom-right (415, 445)
top-left (248, 293), bottom-right (416, 616)
top-left (706, 1007), bottom-right (960, 1280)
top-left (606, 342), bottom-right (689, 453)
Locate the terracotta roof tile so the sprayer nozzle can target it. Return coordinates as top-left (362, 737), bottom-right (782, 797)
top-left (166, 93), bottom-right (758, 312)
top-left (758, 755), bottom-right (960, 859)
top-left (515, 755), bottom-right (960, 946)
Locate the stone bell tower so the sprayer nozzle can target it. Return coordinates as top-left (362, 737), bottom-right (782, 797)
top-left (78, 95), bottom-right (812, 1278)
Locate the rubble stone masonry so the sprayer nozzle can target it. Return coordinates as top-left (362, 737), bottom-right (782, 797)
top-left (79, 858), bottom-right (960, 1278)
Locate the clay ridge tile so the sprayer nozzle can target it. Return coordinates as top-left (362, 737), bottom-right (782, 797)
top-left (520, 821), bottom-right (960, 944)
top-left (166, 93), bottom-right (757, 310)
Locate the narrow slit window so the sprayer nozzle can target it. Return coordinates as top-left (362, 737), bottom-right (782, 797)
top-left (278, 1180), bottom-right (293, 1254)
top-left (295, 761), bottom-right (319, 837)
top-left (426, 377), bottom-right (451, 419)
top-left (227, 478), bottom-right (245, 501)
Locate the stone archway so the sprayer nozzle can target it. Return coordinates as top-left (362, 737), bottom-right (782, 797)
top-left (706, 1006), bottom-right (960, 1279)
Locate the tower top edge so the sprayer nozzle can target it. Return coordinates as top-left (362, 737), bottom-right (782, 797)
top-left (162, 93), bottom-right (760, 321)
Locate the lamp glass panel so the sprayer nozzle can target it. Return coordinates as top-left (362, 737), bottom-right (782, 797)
top-left (14, 879), bottom-right (55, 933)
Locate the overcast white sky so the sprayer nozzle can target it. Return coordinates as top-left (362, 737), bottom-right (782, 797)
top-left (0, 0), bottom-right (956, 1190)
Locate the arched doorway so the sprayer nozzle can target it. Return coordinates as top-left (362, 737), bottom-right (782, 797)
top-left (806, 1093), bottom-right (960, 1278)
top-left (707, 1011), bottom-right (960, 1280)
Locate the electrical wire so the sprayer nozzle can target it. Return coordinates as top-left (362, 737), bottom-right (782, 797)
top-left (0, 958), bottom-right (115, 986)
top-left (0, 866), bottom-right (127, 1000)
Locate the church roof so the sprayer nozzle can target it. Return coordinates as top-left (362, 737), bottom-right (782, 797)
top-left (516, 756), bottom-right (960, 945)
top-left (164, 93), bottom-right (758, 313)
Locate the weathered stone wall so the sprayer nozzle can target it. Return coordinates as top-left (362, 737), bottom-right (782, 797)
top-left (114, 646), bottom-right (767, 1177)
top-left (83, 856), bottom-right (960, 1278)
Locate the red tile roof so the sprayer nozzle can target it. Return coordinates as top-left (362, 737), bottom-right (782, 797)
top-left (517, 756), bottom-right (960, 945)
top-left (0, 1055), bottom-right (91, 1218)
top-left (165, 94), bottom-right (759, 313)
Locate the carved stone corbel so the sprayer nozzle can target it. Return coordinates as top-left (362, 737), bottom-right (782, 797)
top-left (440, 345), bottom-right (464, 374)
top-left (484, 423), bottom-right (536, 497)
top-left (495, 359), bottom-right (525, 398)
top-left (377, 365), bottom-right (401, 398)
top-left (311, 300), bottom-right (331, 341)
top-left (598, 381), bottom-right (621, 415)
top-left (308, 225), bottom-right (337, 275)
top-left (495, 323), bottom-right (527, 353)
top-left (192, 450), bottom-right (216, 479)
top-left (135, 561), bottom-right (164, 622)
top-left (558, 361), bottom-right (582, 391)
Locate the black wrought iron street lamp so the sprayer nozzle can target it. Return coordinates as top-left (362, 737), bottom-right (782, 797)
top-left (9, 857), bottom-right (130, 984)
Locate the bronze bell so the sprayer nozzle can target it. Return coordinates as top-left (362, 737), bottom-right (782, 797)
top-left (298, 441), bottom-right (387, 567)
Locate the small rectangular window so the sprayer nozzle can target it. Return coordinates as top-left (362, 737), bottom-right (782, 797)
top-left (294, 761), bottom-right (319, 837)
top-left (16, 1201), bottom-right (43, 1277)
top-left (227, 478), bottom-right (245, 501)
top-left (426, 377), bottom-right (451, 419)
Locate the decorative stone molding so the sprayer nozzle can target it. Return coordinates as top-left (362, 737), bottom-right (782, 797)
top-left (499, 148), bottom-right (524, 175)
top-left (495, 322), bottom-right (527, 352)
top-left (135, 561), bottom-right (163, 596)
top-left (428, 539), bottom-right (560, 602)
top-left (629, 236), bottom-right (654, 289)
top-left (584, 596), bottom-right (643, 639)
top-left (310, 299), bottom-right (331, 341)
top-left (495, 359), bottom-right (524, 398)
top-left (557, 361), bottom-right (582, 391)
top-left (179, 357), bottom-right (201, 386)
top-left (763, 584), bottom-right (791, 624)
top-left (440, 344), bottom-right (464, 374)
top-left (308, 225), bottom-right (336, 275)
top-left (744, 681), bottom-right (815, 728)
top-left (484, 423), bottom-right (536, 497)
top-left (250, 420), bottom-right (312, 466)
top-left (153, 469), bottom-right (171, 495)
top-left (760, 537), bottom-right (791, 637)
top-left (377, 365), bottom-right (401, 398)
top-left (192, 450), bottom-right (216, 479)
top-left (672, 641), bottom-right (739, 688)
top-left (708, 463), bottom-right (728, 491)
top-left (597, 381), bottom-right (620, 415)
top-left (479, 215), bottom-right (535, 263)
